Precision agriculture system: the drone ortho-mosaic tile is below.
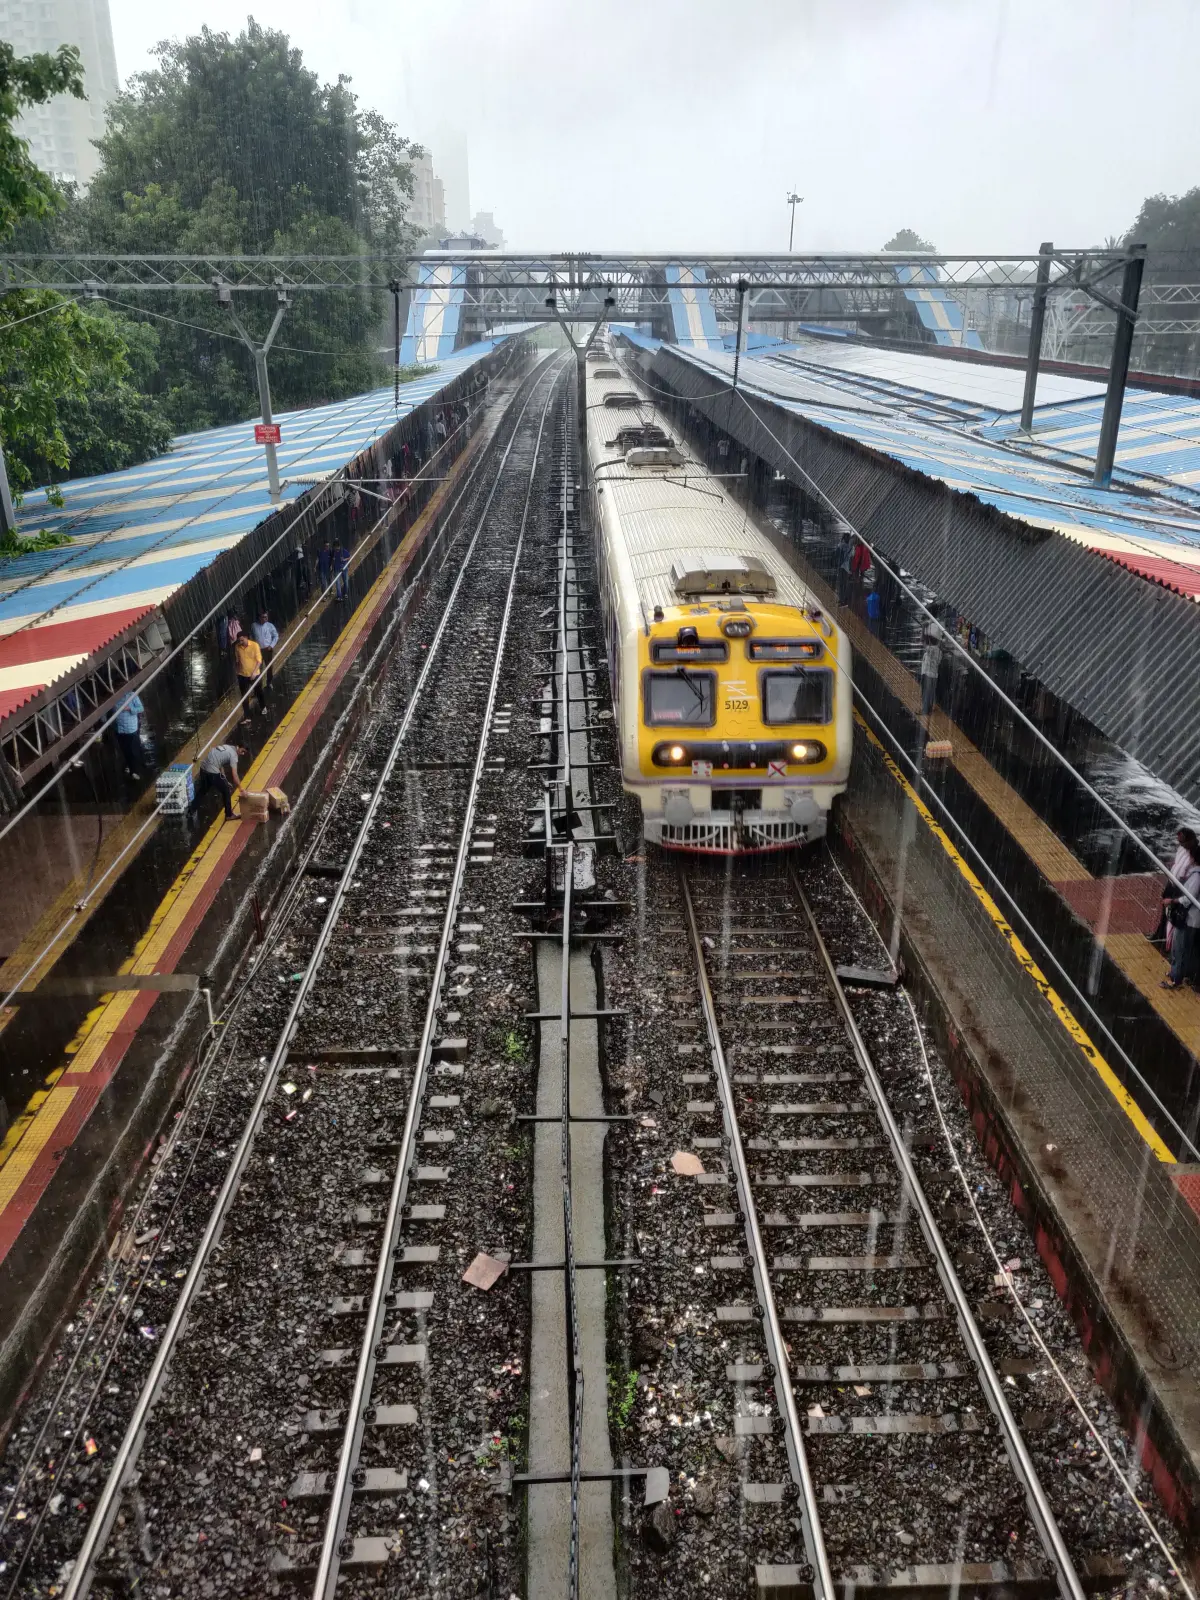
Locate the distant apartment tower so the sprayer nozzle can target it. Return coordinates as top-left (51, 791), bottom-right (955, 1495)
top-left (409, 149), bottom-right (446, 237)
top-left (1, 0), bottom-right (119, 185)
top-left (471, 211), bottom-right (506, 250)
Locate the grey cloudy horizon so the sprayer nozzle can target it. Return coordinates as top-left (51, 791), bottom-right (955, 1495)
top-left (106, 0), bottom-right (1199, 254)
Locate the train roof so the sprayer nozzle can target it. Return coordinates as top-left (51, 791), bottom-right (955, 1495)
top-left (586, 362), bottom-right (814, 614)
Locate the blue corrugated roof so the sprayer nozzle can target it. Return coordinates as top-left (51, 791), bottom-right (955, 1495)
top-left (0, 339), bottom-right (510, 636)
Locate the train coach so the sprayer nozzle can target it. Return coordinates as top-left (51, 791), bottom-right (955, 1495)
top-left (588, 351), bottom-right (852, 853)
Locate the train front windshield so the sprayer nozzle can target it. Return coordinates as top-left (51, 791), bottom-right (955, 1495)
top-left (761, 669), bottom-right (833, 725)
top-left (644, 669), bottom-right (715, 726)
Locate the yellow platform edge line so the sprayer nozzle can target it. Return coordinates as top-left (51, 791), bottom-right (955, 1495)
top-left (0, 442), bottom-right (472, 1185)
top-left (855, 712), bottom-right (1177, 1165)
top-left (0, 1085), bottom-right (78, 1211)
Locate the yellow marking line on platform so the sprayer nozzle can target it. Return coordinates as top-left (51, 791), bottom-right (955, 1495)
top-left (0, 1085), bottom-right (78, 1213)
top-left (0, 439), bottom-right (475, 1194)
top-left (857, 712), bottom-right (1177, 1165)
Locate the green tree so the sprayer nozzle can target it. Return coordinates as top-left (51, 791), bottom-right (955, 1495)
top-left (66, 20), bottom-right (422, 432)
top-left (0, 45), bottom-right (172, 506)
top-left (1124, 188), bottom-right (1200, 253)
top-left (883, 228), bottom-right (937, 253)
top-left (0, 40), bottom-right (84, 236)
top-left (0, 294), bottom-right (170, 498)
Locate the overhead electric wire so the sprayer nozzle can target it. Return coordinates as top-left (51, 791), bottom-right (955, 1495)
top-left (0, 294), bottom-right (83, 332)
top-left (93, 292), bottom-right (348, 357)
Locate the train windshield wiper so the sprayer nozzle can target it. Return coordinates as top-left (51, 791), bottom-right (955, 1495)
top-left (675, 665), bottom-right (707, 713)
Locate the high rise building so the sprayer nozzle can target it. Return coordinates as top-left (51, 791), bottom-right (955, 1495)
top-left (1, 0), bottom-right (119, 186)
top-left (409, 149), bottom-right (446, 238)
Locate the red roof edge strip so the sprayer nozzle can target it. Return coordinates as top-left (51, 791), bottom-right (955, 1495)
top-left (1095, 548), bottom-right (1200, 601)
top-left (0, 606), bottom-right (156, 670)
top-left (0, 604), bottom-right (156, 727)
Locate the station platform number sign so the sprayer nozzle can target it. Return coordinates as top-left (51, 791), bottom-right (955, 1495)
top-left (254, 423), bottom-right (282, 444)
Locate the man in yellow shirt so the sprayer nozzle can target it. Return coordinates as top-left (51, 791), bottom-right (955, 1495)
top-left (232, 629), bottom-right (265, 722)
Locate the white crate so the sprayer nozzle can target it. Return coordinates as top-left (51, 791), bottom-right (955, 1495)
top-left (157, 762), bottom-right (195, 815)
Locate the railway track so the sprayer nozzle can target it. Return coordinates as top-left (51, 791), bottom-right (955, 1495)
top-left (675, 863), bottom-right (1081, 1598)
top-left (600, 847), bottom-right (1185, 1599)
top-left (0, 352), bottom-right (569, 1600)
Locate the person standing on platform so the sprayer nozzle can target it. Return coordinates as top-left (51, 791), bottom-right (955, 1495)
top-left (190, 742), bottom-right (245, 824)
top-left (919, 629), bottom-right (943, 720)
top-left (335, 542), bottom-right (351, 601)
top-left (836, 529), bottom-right (854, 604)
top-left (1164, 832), bottom-right (1200, 979)
top-left (252, 610), bottom-right (279, 694)
top-left (294, 545), bottom-right (311, 602)
top-left (865, 584), bottom-right (883, 639)
top-left (850, 538), bottom-right (871, 593)
top-left (317, 541), bottom-right (333, 593)
top-left (1162, 827), bottom-right (1200, 965)
top-left (233, 630), bottom-right (265, 720)
top-left (1163, 835), bottom-right (1200, 990)
top-left (114, 690), bottom-right (145, 778)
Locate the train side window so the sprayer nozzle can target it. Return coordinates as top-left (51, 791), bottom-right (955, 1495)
top-left (760, 668), bottom-right (833, 725)
top-left (643, 668), bottom-right (716, 726)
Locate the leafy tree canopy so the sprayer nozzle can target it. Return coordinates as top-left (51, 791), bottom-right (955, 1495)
top-left (0, 45), bottom-right (171, 509)
top-left (47, 19), bottom-right (424, 435)
top-left (85, 20), bottom-right (419, 253)
top-left (1, 20), bottom-right (423, 502)
top-left (883, 228), bottom-right (937, 253)
top-left (1124, 187), bottom-right (1200, 254)
top-left (0, 40), bottom-right (83, 236)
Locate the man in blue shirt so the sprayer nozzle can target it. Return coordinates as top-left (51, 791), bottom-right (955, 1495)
top-left (251, 610), bottom-right (280, 694)
top-left (114, 691), bottom-right (145, 778)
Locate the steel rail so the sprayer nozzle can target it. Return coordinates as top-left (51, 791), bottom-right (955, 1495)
top-left (312, 362), bottom-right (568, 1599)
top-left (557, 420), bottom-right (583, 1600)
top-left (61, 353), bottom-right (567, 1600)
top-left (788, 868), bottom-right (1086, 1600)
top-left (678, 871), bottom-right (834, 1600)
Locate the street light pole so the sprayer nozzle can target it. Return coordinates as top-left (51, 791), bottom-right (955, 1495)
top-left (787, 191), bottom-right (804, 252)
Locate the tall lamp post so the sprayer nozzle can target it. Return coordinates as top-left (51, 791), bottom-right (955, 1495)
top-left (787, 191), bottom-right (804, 251)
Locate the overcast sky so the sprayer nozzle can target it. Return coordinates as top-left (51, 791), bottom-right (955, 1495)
top-left (107, 0), bottom-right (1200, 253)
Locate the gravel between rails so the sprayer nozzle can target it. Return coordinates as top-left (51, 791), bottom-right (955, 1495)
top-left (0, 356), bottom-right (565, 1600)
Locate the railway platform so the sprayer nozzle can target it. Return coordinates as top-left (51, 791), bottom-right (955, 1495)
top-left (0, 355), bottom-right (534, 1420)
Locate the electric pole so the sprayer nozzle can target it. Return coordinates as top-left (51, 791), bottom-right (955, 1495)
top-left (787, 191), bottom-right (804, 252)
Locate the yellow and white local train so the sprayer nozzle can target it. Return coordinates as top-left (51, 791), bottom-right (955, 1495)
top-left (588, 352), bottom-right (852, 853)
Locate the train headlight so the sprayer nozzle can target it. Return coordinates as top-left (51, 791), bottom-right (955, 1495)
top-left (721, 617), bottom-right (753, 639)
top-left (669, 744), bottom-right (686, 762)
top-left (791, 742), bottom-right (824, 762)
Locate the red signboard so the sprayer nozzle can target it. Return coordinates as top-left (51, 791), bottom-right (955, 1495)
top-left (254, 423), bottom-right (282, 444)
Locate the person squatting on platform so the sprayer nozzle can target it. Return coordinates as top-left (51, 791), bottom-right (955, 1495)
top-left (1163, 826), bottom-right (1200, 991)
top-left (191, 742), bottom-right (246, 823)
top-left (233, 629), bottom-right (266, 719)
